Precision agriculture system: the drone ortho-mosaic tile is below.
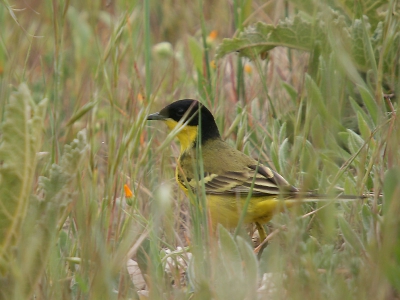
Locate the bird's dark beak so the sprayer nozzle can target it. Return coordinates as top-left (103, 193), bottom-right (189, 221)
top-left (147, 112), bottom-right (166, 121)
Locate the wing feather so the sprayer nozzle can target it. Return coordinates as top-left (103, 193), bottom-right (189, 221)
top-left (179, 163), bottom-right (298, 196)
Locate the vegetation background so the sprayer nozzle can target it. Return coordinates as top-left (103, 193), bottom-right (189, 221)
top-left (0, 0), bottom-right (399, 299)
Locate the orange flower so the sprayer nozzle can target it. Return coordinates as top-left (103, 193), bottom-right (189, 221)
top-left (137, 93), bottom-right (144, 103)
top-left (208, 30), bottom-right (218, 41)
top-left (206, 30), bottom-right (218, 46)
top-left (124, 184), bottom-right (133, 198)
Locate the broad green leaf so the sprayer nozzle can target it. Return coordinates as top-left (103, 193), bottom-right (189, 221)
top-left (346, 129), bottom-right (365, 155)
top-left (357, 85), bottom-right (379, 124)
top-left (305, 73), bottom-right (345, 131)
top-left (310, 115), bottom-right (324, 149)
top-left (293, 136), bottom-right (316, 173)
top-left (351, 17), bottom-right (375, 71)
top-left (278, 138), bottom-right (290, 175)
top-left (338, 216), bottom-right (365, 254)
top-left (218, 225), bottom-right (242, 277)
top-left (216, 16), bottom-right (326, 59)
top-left (361, 204), bottom-right (373, 236)
top-left (214, 226), bottom-right (247, 300)
top-left (270, 141), bottom-right (280, 173)
top-left (338, 131), bottom-right (349, 148)
top-left (236, 236), bottom-right (258, 298)
top-left (361, 16), bottom-right (378, 74)
top-left (356, 111), bottom-right (372, 142)
top-left (0, 84), bottom-right (47, 274)
top-left (272, 119), bottom-right (281, 144)
top-left (349, 96), bottom-right (374, 130)
top-left (343, 173), bottom-right (358, 195)
top-left (305, 74), bottom-right (343, 132)
top-left (278, 122), bottom-right (287, 144)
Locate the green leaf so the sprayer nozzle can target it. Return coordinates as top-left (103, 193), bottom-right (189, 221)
top-left (278, 138), bottom-right (290, 175)
top-left (338, 0), bottom-right (387, 28)
top-left (66, 101), bottom-right (97, 126)
top-left (188, 36), bottom-right (203, 72)
top-left (357, 85), bottom-right (379, 125)
top-left (240, 0), bottom-right (253, 24)
top-left (381, 28), bottom-right (400, 83)
top-left (381, 168), bottom-right (400, 292)
top-left (218, 225), bottom-right (242, 277)
top-left (351, 17), bottom-right (375, 71)
top-left (136, 238), bottom-right (151, 283)
top-left (281, 82), bottom-right (298, 105)
top-left (0, 84), bottom-right (47, 273)
top-left (12, 130), bottom-right (88, 299)
top-left (346, 129), bottom-right (365, 155)
top-left (58, 130), bottom-right (88, 175)
top-left (236, 236), bottom-right (258, 297)
top-left (278, 122), bottom-right (287, 144)
top-left (382, 168), bottom-right (400, 216)
top-left (356, 111), bottom-right (372, 142)
top-left (287, 0), bottom-right (317, 14)
top-left (216, 16), bottom-right (326, 59)
top-left (38, 130), bottom-right (88, 204)
top-left (67, 6), bottom-right (94, 61)
top-left (361, 204), bottom-right (373, 235)
top-left (270, 141), bottom-right (280, 173)
top-left (305, 74), bottom-right (328, 123)
top-left (305, 73), bottom-right (345, 131)
top-left (349, 96), bottom-right (374, 130)
top-left (310, 115), bottom-right (324, 148)
top-left (338, 216), bottom-right (365, 254)
top-left (294, 136), bottom-right (316, 171)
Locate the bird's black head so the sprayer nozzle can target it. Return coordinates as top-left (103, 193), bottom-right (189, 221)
top-left (147, 99), bottom-right (221, 143)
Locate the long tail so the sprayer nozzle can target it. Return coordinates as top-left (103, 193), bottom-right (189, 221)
top-left (282, 192), bottom-right (372, 204)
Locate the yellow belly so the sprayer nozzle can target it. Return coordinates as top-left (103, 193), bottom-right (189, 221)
top-left (175, 166), bottom-right (296, 228)
top-left (206, 194), bottom-right (290, 228)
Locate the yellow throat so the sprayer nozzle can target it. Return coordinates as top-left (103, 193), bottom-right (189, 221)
top-left (164, 119), bottom-right (198, 153)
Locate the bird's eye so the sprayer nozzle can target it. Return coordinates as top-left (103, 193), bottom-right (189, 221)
top-left (176, 108), bottom-right (185, 116)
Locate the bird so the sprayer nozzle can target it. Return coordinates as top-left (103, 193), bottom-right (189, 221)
top-left (147, 99), bottom-right (362, 242)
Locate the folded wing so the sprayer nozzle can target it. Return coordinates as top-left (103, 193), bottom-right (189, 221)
top-left (179, 164), bottom-right (298, 196)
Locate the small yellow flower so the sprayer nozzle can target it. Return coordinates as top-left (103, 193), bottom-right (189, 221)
top-left (210, 60), bottom-right (217, 69)
top-left (244, 63), bottom-right (253, 75)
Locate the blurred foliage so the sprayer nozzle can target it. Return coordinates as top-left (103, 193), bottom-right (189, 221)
top-left (0, 84), bottom-right (47, 274)
top-left (217, 0), bottom-right (399, 102)
top-left (0, 0), bottom-right (399, 299)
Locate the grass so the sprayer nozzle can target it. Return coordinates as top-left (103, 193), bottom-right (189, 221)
top-left (0, 0), bottom-right (399, 299)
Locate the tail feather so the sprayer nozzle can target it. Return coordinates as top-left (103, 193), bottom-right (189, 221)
top-left (282, 192), bottom-right (371, 203)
